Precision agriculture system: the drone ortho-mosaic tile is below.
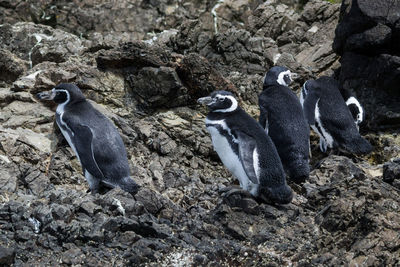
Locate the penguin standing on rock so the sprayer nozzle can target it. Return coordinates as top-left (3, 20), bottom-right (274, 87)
top-left (37, 83), bottom-right (140, 194)
top-left (198, 90), bottom-right (293, 204)
top-left (259, 66), bottom-right (310, 183)
top-left (301, 76), bottom-right (372, 154)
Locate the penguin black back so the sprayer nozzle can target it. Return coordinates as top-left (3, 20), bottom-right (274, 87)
top-left (259, 66), bottom-right (310, 183)
top-left (303, 77), bottom-right (372, 154)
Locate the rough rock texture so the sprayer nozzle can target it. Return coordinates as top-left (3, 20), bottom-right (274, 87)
top-left (0, 0), bottom-right (399, 266)
top-left (333, 0), bottom-right (400, 130)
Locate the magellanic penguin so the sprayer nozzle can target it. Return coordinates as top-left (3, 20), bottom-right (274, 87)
top-left (37, 83), bottom-right (140, 194)
top-left (301, 76), bottom-right (372, 154)
top-left (259, 66), bottom-right (310, 183)
top-left (339, 87), bottom-right (364, 131)
top-left (198, 90), bottom-right (293, 204)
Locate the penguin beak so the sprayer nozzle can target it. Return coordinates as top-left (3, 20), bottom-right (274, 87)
top-left (197, 96), bottom-right (213, 105)
top-left (36, 89), bottom-right (56, 101)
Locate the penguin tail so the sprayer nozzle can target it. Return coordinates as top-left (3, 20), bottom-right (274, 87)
top-left (259, 184), bottom-right (293, 205)
top-left (287, 158), bottom-right (310, 184)
top-left (342, 136), bottom-right (373, 155)
top-left (119, 177), bottom-right (140, 194)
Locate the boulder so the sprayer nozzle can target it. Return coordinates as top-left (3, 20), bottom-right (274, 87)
top-left (333, 0), bottom-right (400, 130)
top-left (0, 22), bottom-right (84, 68)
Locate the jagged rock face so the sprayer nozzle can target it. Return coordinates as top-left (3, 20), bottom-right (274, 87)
top-left (333, 0), bottom-right (400, 130)
top-left (0, 0), bottom-right (399, 266)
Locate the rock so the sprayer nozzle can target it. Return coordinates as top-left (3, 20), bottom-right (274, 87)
top-left (0, 126), bottom-right (52, 154)
top-left (0, 161), bottom-right (18, 192)
top-left (344, 23), bottom-right (392, 52)
top-left (0, 22), bottom-right (84, 67)
top-left (0, 246), bottom-right (15, 265)
top-left (248, 1), bottom-right (299, 40)
top-left (61, 247), bottom-right (85, 265)
top-left (97, 42), bottom-right (238, 109)
top-left (383, 159), bottom-right (400, 184)
top-left (128, 66), bottom-right (186, 108)
top-left (333, 0), bottom-right (400, 130)
top-left (0, 49), bottom-right (28, 83)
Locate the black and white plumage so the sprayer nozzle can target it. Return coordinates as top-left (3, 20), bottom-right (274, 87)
top-left (301, 76), bottom-right (372, 154)
top-left (340, 88), bottom-right (364, 131)
top-left (259, 66), bottom-right (310, 183)
top-left (37, 83), bottom-right (139, 194)
top-left (198, 90), bottom-right (293, 204)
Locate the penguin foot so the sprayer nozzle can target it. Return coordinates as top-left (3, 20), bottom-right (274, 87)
top-left (319, 138), bottom-right (328, 153)
top-left (221, 188), bottom-right (260, 214)
top-left (221, 188), bottom-right (253, 199)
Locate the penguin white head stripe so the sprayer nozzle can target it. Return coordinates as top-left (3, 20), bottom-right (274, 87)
top-left (277, 70), bottom-right (292, 86)
top-left (197, 91), bottom-right (238, 113)
top-left (346, 96), bottom-right (364, 125)
top-left (263, 66), bottom-right (296, 88)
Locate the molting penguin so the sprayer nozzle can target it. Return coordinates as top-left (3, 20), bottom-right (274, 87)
top-left (301, 76), bottom-right (372, 154)
top-left (198, 90), bottom-right (293, 204)
top-left (37, 83), bottom-right (139, 194)
top-left (339, 87), bottom-right (364, 131)
top-left (259, 66), bottom-right (310, 183)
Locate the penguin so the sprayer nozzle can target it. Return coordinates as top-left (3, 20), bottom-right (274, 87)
top-left (258, 66), bottom-right (310, 183)
top-left (37, 83), bottom-right (139, 194)
top-left (301, 76), bottom-right (372, 154)
top-left (198, 90), bottom-right (293, 204)
top-left (339, 87), bottom-right (364, 131)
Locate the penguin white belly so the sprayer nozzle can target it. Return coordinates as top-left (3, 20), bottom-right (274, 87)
top-left (207, 126), bottom-right (257, 194)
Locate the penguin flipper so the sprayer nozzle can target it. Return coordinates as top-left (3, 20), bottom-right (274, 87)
top-left (71, 124), bottom-right (106, 180)
top-left (236, 132), bottom-right (259, 184)
top-left (258, 106), bottom-right (269, 133)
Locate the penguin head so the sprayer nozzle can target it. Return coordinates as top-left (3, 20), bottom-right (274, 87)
top-left (263, 66), bottom-right (297, 88)
top-left (36, 83), bottom-right (86, 105)
top-left (346, 96), bottom-right (364, 126)
top-left (301, 79), bottom-right (320, 98)
top-left (300, 79), bottom-right (319, 107)
top-left (197, 91), bottom-right (238, 113)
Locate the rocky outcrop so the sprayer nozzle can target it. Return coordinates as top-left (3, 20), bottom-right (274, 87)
top-left (170, 0), bottom-right (340, 104)
top-left (0, 0), bottom-right (399, 266)
top-left (333, 0), bottom-right (400, 130)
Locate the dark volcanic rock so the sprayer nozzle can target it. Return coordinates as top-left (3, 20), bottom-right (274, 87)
top-left (0, 49), bottom-right (28, 84)
top-left (333, 0), bottom-right (400, 130)
top-left (0, 246), bottom-right (15, 265)
top-left (383, 159), bottom-right (400, 184)
top-left (97, 42), bottom-right (238, 109)
top-left (0, 23), bottom-right (84, 67)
